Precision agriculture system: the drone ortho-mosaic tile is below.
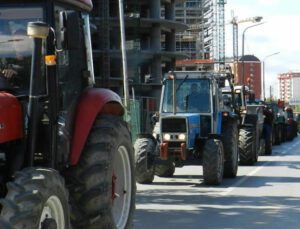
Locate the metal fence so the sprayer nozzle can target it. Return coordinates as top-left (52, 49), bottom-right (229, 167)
top-left (123, 97), bottom-right (159, 143)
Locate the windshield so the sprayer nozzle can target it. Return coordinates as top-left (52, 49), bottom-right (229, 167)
top-left (0, 7), bottom-right (43, 90)
top-left (162, 79), bottom-right (211, 113)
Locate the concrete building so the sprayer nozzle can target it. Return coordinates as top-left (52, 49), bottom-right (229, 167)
top-left (91, 0), bottom-right (187, 89)
top-left (278, 72), bottom-right (300, 102)
top-left (233, 55), bottom-right (262, 99)
top-left (90, 0), bottom-right (188, 133)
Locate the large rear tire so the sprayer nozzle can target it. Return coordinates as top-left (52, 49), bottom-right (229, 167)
top-left (222, 120), bottom-right (239, 178)
top-left (0, 167), bottom-right (70, 229)
top-left (239, 127), bottom-right (255, 165)
top-left (66, 115), bottom-right (135, 229)
top-left (134, 138), bottom-right (156, 184)
top-left (202, 139), bottom-right (224, 185)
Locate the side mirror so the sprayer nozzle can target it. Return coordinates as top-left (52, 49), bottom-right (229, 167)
top-left (151, 112), bottom-right (159, 124)
top-left (59, 11), bottom-right (81, 50)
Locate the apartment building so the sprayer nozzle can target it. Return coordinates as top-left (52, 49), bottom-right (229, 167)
top-left (278, 72), bottom-right (300, 102)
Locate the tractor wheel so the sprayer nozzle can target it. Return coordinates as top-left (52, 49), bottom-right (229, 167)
top-left (66, 115), bottom-right (135, 229)
top-left (134, 137), bottom-right (156, 184)
top-left (0, 167), bottom-right (70, 229)
top-left (274, 124), bottom-right (281, 145)
top-left (286, 125), bottom-right (294, 141)
top-left (281, 124), bottom-right (287, 142)
top-left (155, 160), bottom-right (175, 177)
top-left (264, 124), bottom-right (273, 155)
top-left (202, 139), bottom-right (224, 185)
top-left (239, 127), bottom-right (256, 165)
top-left (222, 120), bottom-right (239, 178)
top-left (244, 115), bottom-right (259, 162)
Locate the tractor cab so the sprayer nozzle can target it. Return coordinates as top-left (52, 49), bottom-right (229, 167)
top-left (0, 0), bottom-right (94, 170)
top-left (0, 1), bottom-right (135, 228)
top-left (161, 74), bottom-right (211, 114)
top-left (0, 1), bottom-right (93, 93)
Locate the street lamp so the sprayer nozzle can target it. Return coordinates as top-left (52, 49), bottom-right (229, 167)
top-left (241, 22), bottom-right (265, 84)
top-left (262, 52), bottom-right (280, 101)
top-left (231, 15), bottom-right (263, 61)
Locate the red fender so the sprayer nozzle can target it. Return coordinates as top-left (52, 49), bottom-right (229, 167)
top-left (0, 92), bottom-right (23, 143)
top-left (70, 88), bottom-right (124, 165)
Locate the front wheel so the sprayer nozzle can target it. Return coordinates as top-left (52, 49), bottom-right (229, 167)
top-left (202, 139), bottom-right (224, 185)
top-left (0, 167), bottom-right (70, 229)
top-left (134, 137), bottom-right (156, 184)
top-left (66, 115), bottom-right (135, 229)
top-left (222, 120), bottom-right (239, 178)
top-left (264, 124), bottom-right (272, 155)
top-left (239, 127), bottom-right (255, 165)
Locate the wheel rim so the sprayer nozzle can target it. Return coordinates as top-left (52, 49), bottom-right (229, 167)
top-left (112, 145), bottom-right (132, 229)
top-left (40, 195), bottom-right (65, 229)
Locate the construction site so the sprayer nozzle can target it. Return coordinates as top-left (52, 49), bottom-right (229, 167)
top-left (2, 1), bottom-right (300, 229)
top-left (90, 0), bottom-right (226, 135)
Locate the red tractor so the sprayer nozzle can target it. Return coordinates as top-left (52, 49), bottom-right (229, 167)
top-left (0, 1), bottom-right (135, 228)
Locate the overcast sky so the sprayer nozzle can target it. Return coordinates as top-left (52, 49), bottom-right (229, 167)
top-left (225, 0), bottom-right (300, 98)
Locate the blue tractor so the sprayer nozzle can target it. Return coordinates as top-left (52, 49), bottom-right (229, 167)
top-left (134, 71), bottom-right (239, 185)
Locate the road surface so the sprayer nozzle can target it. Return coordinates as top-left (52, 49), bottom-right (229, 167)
top-left (134, 136), bottom-right (300, 229)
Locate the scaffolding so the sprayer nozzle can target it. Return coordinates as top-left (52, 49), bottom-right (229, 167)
top-left (176, 0), bottom-right (226, 70)
top-left (91, 0), bottom-right (187, 134)
top-left (216, 0), bottom-right (226, 64)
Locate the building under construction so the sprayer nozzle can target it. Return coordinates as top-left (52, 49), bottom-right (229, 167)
top-left (90, 0), bottom-right (226, 134)
top-left (175, 0), bottom-right (226, 71)
top-left (90, 0), bottom-right (188, 133)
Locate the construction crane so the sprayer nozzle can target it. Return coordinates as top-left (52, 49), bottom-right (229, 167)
top-left (230, 11), bottom-right (263, 61)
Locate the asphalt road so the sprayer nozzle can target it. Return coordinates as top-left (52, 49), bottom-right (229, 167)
top-left (134, 136), bottom-right (300, 229)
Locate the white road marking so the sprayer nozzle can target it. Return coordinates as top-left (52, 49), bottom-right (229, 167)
top-left (220, 150), bottom-right (288, 196)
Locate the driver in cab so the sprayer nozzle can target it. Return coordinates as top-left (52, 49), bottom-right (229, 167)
top-left (186, 83), bottom-right (210, 112)
top-left (1, 22), bottom-right (31, 92)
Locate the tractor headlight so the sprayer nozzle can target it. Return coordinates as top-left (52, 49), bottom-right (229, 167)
top-left (163, 133), bottom-right (171, 141)
top-left (178, 133), bottom-right (186, 141)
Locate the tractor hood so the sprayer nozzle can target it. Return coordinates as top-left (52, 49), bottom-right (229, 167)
top-left (0, 92), bottom-right (23, 143)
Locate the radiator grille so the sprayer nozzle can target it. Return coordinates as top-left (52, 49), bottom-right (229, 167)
top-left (161, 118), bottom-right (186, 132)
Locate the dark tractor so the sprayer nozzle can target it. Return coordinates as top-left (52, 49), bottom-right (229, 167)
top-left (297, 113), bottom-right (300, 134)
top-left (222, 85), bottom-right (265, 163)
top-left (285, 107), bottom-right (298, 140)
top-left (0, 1), bottom-right (135, 228)
top-left (267, 101), bottom-right (287, 145)
top-left (135, 71), bottom-right (239, 185)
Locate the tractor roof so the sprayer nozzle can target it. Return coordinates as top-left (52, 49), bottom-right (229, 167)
top-left (58, 0), bottom-right (93, 11)
top-left (165, 71), bottom-right (216, 80)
